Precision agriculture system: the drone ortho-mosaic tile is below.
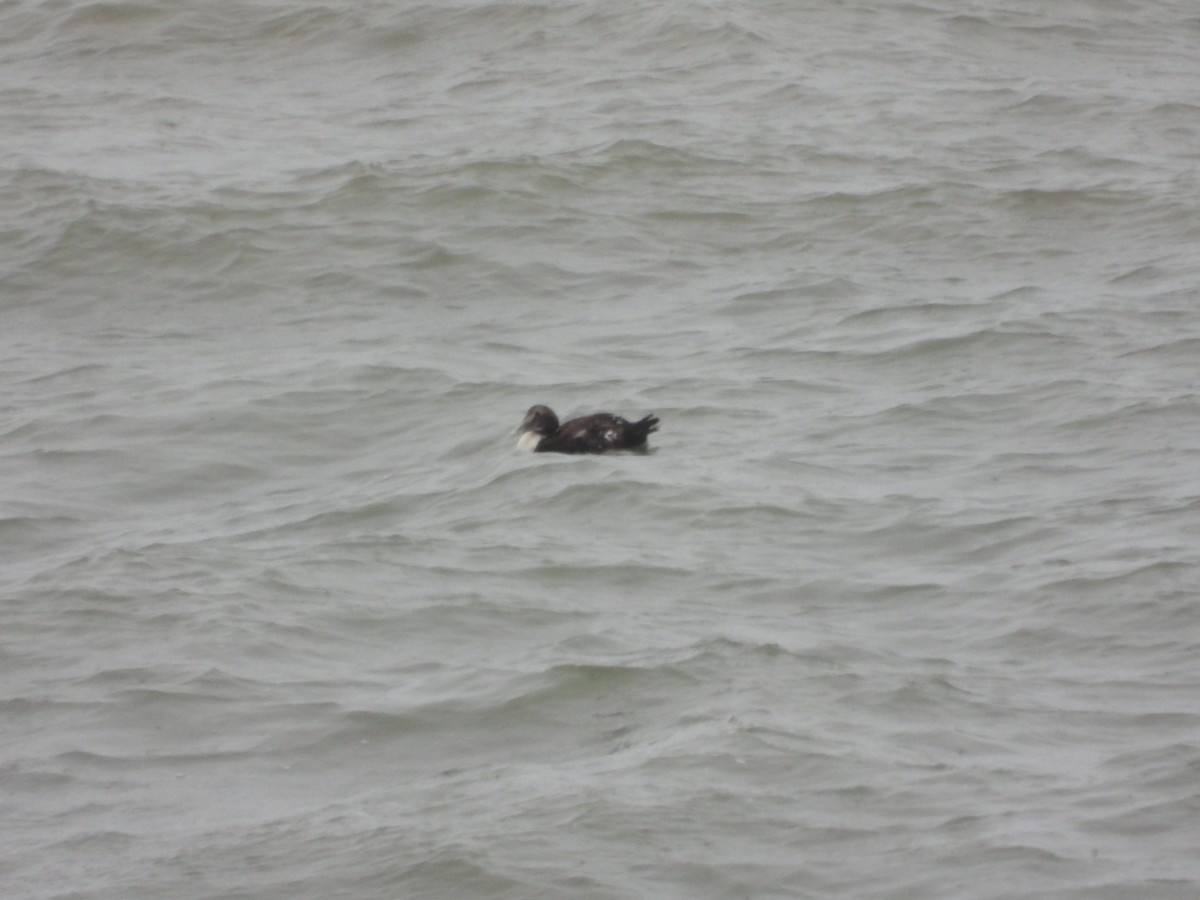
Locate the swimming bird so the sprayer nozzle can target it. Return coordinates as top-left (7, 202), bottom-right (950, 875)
top-left (516, 405), bottom-right (659, 454)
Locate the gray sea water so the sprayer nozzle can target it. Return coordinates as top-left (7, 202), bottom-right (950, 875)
top-left (4, 1), bottom-right (1200, 897)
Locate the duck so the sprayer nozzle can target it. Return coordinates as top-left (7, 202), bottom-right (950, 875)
top-left (516, 405), bottom-right (659, 454)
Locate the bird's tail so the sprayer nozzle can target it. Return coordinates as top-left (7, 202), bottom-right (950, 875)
top-left (631, 415), bottom-right (659, 443)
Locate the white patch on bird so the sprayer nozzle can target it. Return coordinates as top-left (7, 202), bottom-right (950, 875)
top-left (604, 429), bottom-right (617, 442)
top-left (516, 432), bottom-right (542, 452)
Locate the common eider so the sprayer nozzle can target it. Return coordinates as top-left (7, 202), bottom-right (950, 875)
top-left (516, 405), bottom-right (659, 454)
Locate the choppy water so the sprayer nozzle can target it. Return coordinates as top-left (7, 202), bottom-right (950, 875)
top-left (4, 1), bottom-right (1200, 897)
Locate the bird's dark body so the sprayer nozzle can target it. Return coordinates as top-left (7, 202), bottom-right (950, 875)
top-left (517, 405), bottom-right (659, 454)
